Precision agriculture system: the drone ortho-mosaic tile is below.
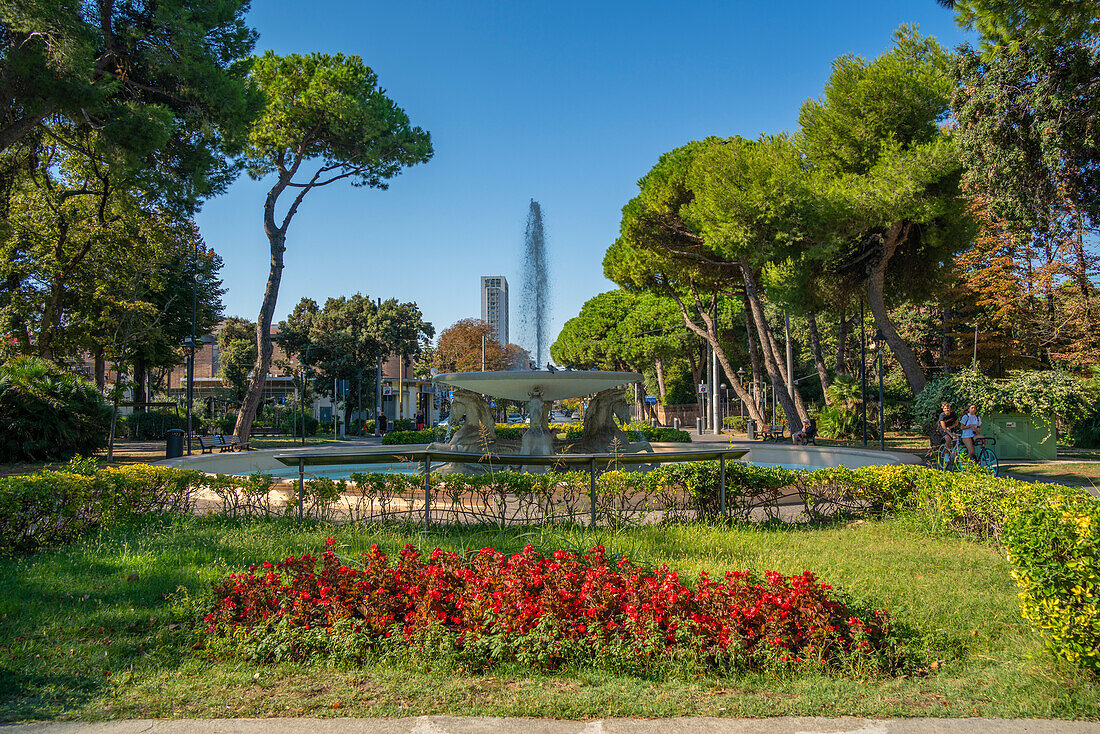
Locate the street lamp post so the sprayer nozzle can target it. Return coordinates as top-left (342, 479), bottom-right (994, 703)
top-left (860, 298), bottom-right (868, 447)
top-left (875, 329), bottom-right (885, 451)
top-left (181, 335), bottom-right (213, 455)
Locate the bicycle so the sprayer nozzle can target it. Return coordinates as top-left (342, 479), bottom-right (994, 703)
top-left (935, 434), bottom-right (998, 475)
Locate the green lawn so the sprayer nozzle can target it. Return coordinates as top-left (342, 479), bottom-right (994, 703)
top-left (1, 513), bottom-right (1096, 721)
top-left (1002, 462), bottom-right (1100, 487)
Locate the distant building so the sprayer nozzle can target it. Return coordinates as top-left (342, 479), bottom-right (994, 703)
top-left (480, 275), bottom-right (509, 345)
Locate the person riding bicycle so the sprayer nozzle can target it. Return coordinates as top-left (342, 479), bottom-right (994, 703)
top-left (959, 403), bottom-right (984, 460)
top-left (936, 402), bottom-right (959, 445)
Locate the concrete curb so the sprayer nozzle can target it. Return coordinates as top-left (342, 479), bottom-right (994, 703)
top-left (4, 717), bottom-right (1099, 733)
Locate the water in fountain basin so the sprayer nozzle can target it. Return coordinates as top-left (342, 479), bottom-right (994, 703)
top-left (521, 199), bottom-right (549, 366)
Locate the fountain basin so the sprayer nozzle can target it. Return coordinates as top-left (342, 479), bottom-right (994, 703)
top-left (433, 370), bottom-right (641, 402)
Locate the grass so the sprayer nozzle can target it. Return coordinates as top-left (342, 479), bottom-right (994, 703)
top-left (1001, 462), bottom-right (1100, 487)
top-left (1, 513), bottom-right (1097, 721)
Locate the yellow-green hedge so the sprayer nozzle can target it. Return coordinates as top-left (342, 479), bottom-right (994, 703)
top-left (1003, 490), bottom-right (1100, 672)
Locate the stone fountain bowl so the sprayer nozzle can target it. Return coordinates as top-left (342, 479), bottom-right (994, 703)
top-left (432, 370), bottom-right (641, 401)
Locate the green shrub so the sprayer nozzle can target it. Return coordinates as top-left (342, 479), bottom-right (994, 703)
top-left (382, 428), bottom-right (445, 445)
top-left (911, 368), bottom-right (1001, 433)
top-left (0, 462), bottom-right (205, 552)
top-left (817, 405), bottom-right (862, 440)
top-left (1003, 489), bottom-right (1100, 672)
top-left (0, 356), bottom-right (112, 462)
top-left (124, 409), bottom-right (188, 439)
top-left (723, 415), bottom-right (746, 432)
top-left (622, 422), bottom-right (691, 443)
top-left (1071, 397), bottom-right (1100, 448)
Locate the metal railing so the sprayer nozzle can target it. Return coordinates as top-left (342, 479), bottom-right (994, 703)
top-left (274, 448), bottom-right (747, 525)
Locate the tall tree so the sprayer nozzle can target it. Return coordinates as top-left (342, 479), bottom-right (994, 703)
top-left (950, 10), bottom-right (1100, 359)
top-left (602, 139), bottom-right (774, 424)
top-left (0, 136), bottom-right (222, 368)
top-left (0, 0), bottom-right (260, 210)
top-left (433, 318), bottom-right (527, 373)
top-left (234, 52), bottom-right (433, 441)
top-left (278, 295), bottom-right (433, 427)
top-left (216, 316), bottom-right (256, 406)
top-left (798, 27), bottom-right (971, 395)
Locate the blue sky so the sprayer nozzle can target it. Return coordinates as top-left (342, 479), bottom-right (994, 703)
top-left (196, 1), bottom-right (974, 357)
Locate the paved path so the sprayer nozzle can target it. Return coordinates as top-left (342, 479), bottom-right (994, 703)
top-left (4, 717), bottom-right (1098, 733)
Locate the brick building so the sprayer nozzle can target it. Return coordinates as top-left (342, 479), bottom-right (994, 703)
top-left (165, 324), bottom-right (440, 427)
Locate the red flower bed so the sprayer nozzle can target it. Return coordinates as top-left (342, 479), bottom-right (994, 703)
top-left (204, 538), bottom-right (898, 670)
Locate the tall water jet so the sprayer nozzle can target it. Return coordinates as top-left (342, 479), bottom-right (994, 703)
top-left (521, 199), bottom-right (549, 366)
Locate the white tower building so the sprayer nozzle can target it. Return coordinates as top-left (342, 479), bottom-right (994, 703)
top-left (480, 276), bottom-right (509, 345)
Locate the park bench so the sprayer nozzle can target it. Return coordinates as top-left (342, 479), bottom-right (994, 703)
top-left (198, 436), bottom-right (224, 454)
top-left (220, 435), bottom-right (250, 452)
top-left (761, 424), bottom-right (786, 441)
top-left (198, 435), bottom-right (250, 453)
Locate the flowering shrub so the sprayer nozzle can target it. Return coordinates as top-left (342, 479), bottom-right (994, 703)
top-left (202, 540), bottom-right (904, 675)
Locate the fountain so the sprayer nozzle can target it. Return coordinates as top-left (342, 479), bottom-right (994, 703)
top-left (428, 369), bottom-right (651, 473)
top-left (521, 200), bottom-right (549, 366)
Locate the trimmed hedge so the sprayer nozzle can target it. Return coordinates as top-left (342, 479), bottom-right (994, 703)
top-left (1003, 490), bottom-right (1099, 672)
top-left (382, 428), bottom-right (446, 445)
top-left (0, 460), bottom-right (205, 552)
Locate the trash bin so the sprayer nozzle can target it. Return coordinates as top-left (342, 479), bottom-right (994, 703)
top-left (746, 419), bottom-right (757, 441)
top-left (165, 429), bottom-right (184, 459)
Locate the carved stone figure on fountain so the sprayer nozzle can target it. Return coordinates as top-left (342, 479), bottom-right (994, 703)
top-left (442, 388), bottom-right (496, 450)
top-left (520, 390), bottom-right (553, 457)
top-left (569, 388), bottom-right (652, 454)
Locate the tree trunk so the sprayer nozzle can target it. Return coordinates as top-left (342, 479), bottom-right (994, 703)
top-left (687, 347), bottom-right (703, 392)
top-left (654, 357), bottom-right (667, 401)
top-left (739, 263), bottom-right (801, 428)
top-left (835, 311), bottom-right (851, 376)
top-left (757, 316), bottom-right (810, 422)
top-left (133, 353), bottom-right (146, 412)
top-left (807, 313), bottom-right (832, 404)
top-left (106, 381), bottom-right (121, 462)
top-left (235, 176), bottom-right (294, 442)
top-left (939, 305), bottom-right (950, 374)
top-left (669, 289), bottom-right (765, 425)
top-left (94, 349), bottom-right (106, 392)
top-left (744, 301), bottom-right (765, 406)
top-left (865, 222), bottom-right (926, 395)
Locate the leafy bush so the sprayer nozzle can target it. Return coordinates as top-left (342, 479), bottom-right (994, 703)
top-left (391, 419), bottom-right (414, 432)
top-left (0, 356), bottom-right (112, 462)
top-left (124, 410), bottom-right (188, 440)
top-left (912, 367), bottom-right (1096, 435)
top-left (0, 461), bottom-right (205, 552)
top-left (1003, 491), bottom-right (1100, 673)
top-left (1071, 398), bottom-right (1100, 448)
top-left (911, 367), bottom-right (1001, 433)
top-left (202, 539), bottom-right (905, 674)
top-left (622, 422), bottom-right (692, 443)
top-left (723, 415), bottom-right (746, 432)
top-left (382, 429), bottom-right (445, 445)
top-left (817, 405), bottom-right (861, 440)
top-left (1000, 369), bottom-right (1096, 427)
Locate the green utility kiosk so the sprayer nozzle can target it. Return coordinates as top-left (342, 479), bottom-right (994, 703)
top-left (984, 413), bottom-right (1056, 460)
